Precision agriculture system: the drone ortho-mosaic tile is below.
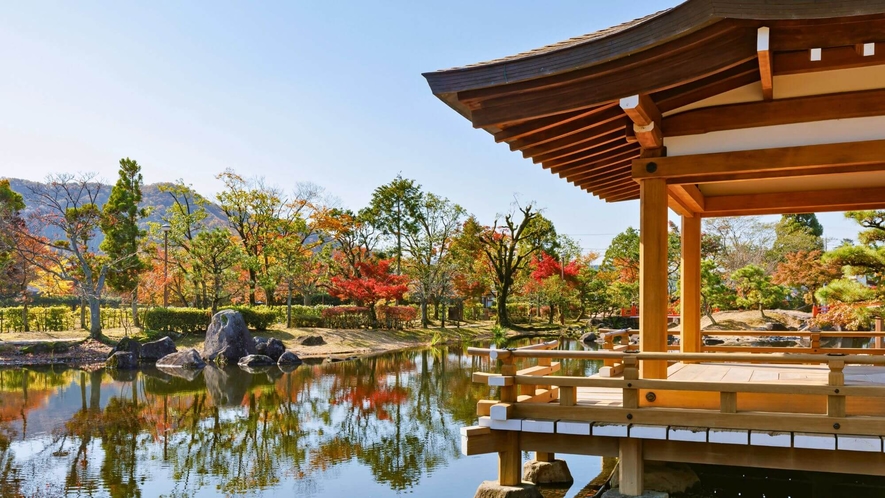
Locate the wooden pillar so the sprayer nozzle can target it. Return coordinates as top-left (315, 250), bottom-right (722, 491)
top-left (681, 215), bottom-right (702, 353)
top-left (640, 178), bottom-right (669, 379)
top-left (619, 438), bottom-right (644, 496)
top-left (498, 357), bottom-right (521, 486)
top-left (875, 317), bottom-right (883, 349)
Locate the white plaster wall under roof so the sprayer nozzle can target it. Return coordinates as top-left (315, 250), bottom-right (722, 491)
top-left (698, 170), bottom-right (885, 197)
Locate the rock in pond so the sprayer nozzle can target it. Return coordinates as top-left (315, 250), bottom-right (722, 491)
top-left (277, 351), bottom-right (303, 366)
top-left (108, 337), bottom-right (140, 358)
top-left (202, 310), bottom-right (256, 364)
top-left (238, 354), bottom-right (275, 368)
top-left (580, 332), bottom-right (598, 344)
top-left (156, 365), bottom-right (203, 381)
top-left (139, 336), bottom-right (177, 362)
top-left (203, 365), bottom-right (252, 406)
top-left (255, 337), bottom-right (285, 361)
top-left (107, 351), bottom-right (138, 370)
top-left (300, 335), bottom-right (325, 346)
top-left (157, 349), bottom-right (206, 370)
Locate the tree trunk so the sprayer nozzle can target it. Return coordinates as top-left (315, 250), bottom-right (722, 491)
top-left (440, 304), bottom-right (446, 329)
top-left (548, 302), bottom-right (554, 324)
top-left (80, 296), bottom-right (87, 330)
top-left (303, 290), bottom-right (312, 306)
top-left (421, 300), bottom-right (428, 328)
top-left (22, 300), bottom-right (29, 333)
top-left (496, 288), bottom-right (509, 326)
top-left (88, 295), bottom-right (102, 340)
top-left (759, 304), bottom-right (766, 319)
top-left (248, 269), bottom-right (257, 305)
top-left (287, 280), bottom-right (293, 329)
top-left (131, 288), bottom-right (140, 328)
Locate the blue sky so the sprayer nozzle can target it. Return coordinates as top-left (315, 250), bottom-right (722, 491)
top-left (0, 1), bottom-right (860, 255)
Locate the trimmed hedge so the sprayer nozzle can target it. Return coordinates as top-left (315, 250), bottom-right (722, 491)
top-left (322, 306), bottom-right (371, 329)
top-left (377, 305), bottom-right (418, 330)
top-left (0, 306), bottom-right (75, 332)
top-left (143, 308), bottom-right (211, 334)
top-left (219, 305), bottom-right (278, 331)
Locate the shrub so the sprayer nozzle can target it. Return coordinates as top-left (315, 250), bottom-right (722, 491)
top-left (506, 303), bottom-right (531, 323)
top-left (284, 305), bottom-right (325, 328)
top-left (322, 306), bottom-right (371, 329)
top-left (219, 305), bottom-right (279, 331)
top-left (377, 305), bottom-right (418, 330)
top-left (0, 306), bottom-right (76, 333)
top-left (143, 308), bottom-right (211, 334)
top-left (463, 303), bottom-right (488, 321)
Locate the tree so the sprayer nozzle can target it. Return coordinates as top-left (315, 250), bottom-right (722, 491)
top-left (529, 251), bottom-right (581, 324)
top-left (769, 214), bottom-right (824, 263)
top-left (366, 175), bottom-right (422, 276)
top-left (402, 193), bottom-right (465, 327)
top-left (328, 258), bottom-right (409, 324)
top-left (216, 169), bottom-right (290, 305)
top-left (703, 217), bottom-right (776, 274)
top-left (477, 203), bottom-right (556, 327)
top-left (190, 228), bottom-right (244, 314)
top-left (15, 173), bottom-right (117, 339)
top-left (156, 181), bottom-right (213, 307)
top-left (700, 260), bottom-right (735, 323)
top-left (772, 250), bottom-right (841, 306)
top-left (450, 216), bottom-right (492, 304)
top-left (100, 158), bottom-right (148, 327)
top-left (731, 264), bottom-right (787, 318)
top-left (0, 180), bottom-right (37, 330)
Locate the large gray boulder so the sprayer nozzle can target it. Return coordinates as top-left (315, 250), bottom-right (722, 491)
top-left (157, 349), bottom-right (206, 370)
top-left (107, 351), bottom-right (138, 370)
top-left (300, 335), bottom-right (325, 346)
top-left (202, 310), bottom-right (256, 364)
top-left (108, 337), bottom-right (140, 358)
top-left (140, 336), bottom-right (178, 362)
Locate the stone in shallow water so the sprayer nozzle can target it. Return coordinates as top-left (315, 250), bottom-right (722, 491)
top-left (522, 459), bottom-right (573, 485)
top-left (107, 351), bottom-right (138, 370)
top-left (238, 354), bottom-right (275, 368)
top-left (156, 349), bottom-right (206, 370)
top-left (139, 336), bottom-right (177, 362)
top-left (156, 365), bottom-right (203, 381)
top-left (108, 337), bottom-right (140, 358)
top-left (277, 351), bottom-right (303, 366)
top-left (473, 481), bottom-right (542, 498)
top-left (202, 310), bottom-right (256, 364)
top-left (256, 337), bottom-right (285, 361)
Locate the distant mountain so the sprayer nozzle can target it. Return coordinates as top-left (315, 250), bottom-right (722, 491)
top-left (4, 178), bottom-right (229, 246)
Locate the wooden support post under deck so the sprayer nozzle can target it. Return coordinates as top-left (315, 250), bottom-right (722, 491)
top-left (681, 215), bottom-right (702, 353)
top-left (498, 357), bottom-right (521, 486)
top-left (640, 178), bottom-right (669, 379)
top-left (828, 360), bottom-right (846, 418)
top-left (876, 317), bottom-right (883, 350)
top-left (536, 451), bottom-right (555, 463)
top-left (619, 438), bottom-right (644, 496)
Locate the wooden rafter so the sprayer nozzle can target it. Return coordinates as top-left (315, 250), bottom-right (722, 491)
top-left (509, 109), bottom-right (625, 152)
top-left (757, 27), bottom-right (773, 100)
top-left (768, 16), bottom-right (885, 52)
top-left (663, 88), bottom-right (885, 137)
top-left (653, 60), bottom-right (760, 113)
top-left (668, 185), bottom-right (705, 217)
top-left (532, 130), bottom-right (624, 164)
top-left (545, 142), bottom-right (635, 171)
top-left (633, 140), bottom-right (885, 184)
top-left (703, 187), bottom-right (885, 217)
top-left (559, 149), bottom-right (639, 180)
top-left (620, 94), bottom-right (663, 149)
top-left (493, 107), bottom-right (604, 143)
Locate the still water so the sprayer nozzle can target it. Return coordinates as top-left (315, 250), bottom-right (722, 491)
top-left (0, 341), bottom-right (605, 497)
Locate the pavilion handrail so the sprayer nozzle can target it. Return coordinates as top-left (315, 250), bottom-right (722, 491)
top-left (467, 346), bottom-right (885, 365)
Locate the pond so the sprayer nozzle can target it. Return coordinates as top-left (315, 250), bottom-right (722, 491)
top-left (0, 339), bottom-right (607, 498)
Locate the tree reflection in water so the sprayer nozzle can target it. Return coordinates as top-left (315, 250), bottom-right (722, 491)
top-left (0, 344), bottom-right (532, 497)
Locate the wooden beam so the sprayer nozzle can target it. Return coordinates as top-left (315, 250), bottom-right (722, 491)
top-left (775, 43), bottom-right (885, 75)
top-left (633, 139), bottom-right (885, 184)
top-left (621, 94), bottom-right (663, 149)
top-left (467, 28), bottom-right (757, 128)
top-left (668, 184), bottom-right (705, 214)
top-left (640, 178), bottom-right (669, 380)
top-left (681, 215), bottom-right (702, 354)
top-left (663, 88), bottom-right (885, 137)
top-left (619, 439), bottom-right (644, 496)
top-left (668, 196), bottom-right (694, 217)
top-left (768, 17), bottom-right (885, 52)
top-left (757, 27), bottom-right (773, 100)
top-left (702, 187), bottom-right (885, 217)
top-left (557, 149), bottom-right (639, 179)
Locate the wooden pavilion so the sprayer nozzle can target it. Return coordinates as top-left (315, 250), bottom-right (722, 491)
top-left (425, 1), bottom-right (885, 496)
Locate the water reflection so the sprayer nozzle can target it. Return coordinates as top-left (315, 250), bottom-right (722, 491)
top-left (0, 340), bottom-right (601, 497)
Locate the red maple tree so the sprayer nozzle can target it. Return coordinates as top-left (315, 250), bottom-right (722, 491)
top-left (328, 258), bottom-right (409, 324)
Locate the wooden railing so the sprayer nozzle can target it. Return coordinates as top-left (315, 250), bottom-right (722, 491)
top-left (470, 344), bottom-right (885, 435)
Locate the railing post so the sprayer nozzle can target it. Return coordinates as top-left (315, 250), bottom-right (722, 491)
top-left (875, 317), bottom-right (883, 350)
top-left (559, 385), bottom-right (576, 407)
top-left (811, 332), bottom-right (821, 352)
top-left (828, 359), bottom-right (846, 418)
top-left (603, 333), bottom-right (615, 368)
top-left (720, 392), bottom-right (737, 413)
top-left (623, 355), bottom-right (639, 409)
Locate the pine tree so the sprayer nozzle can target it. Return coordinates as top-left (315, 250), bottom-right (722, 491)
top-left (100, 158), bottom-right (148, 327)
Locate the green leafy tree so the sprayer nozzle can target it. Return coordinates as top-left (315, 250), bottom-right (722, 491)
top-left (366, 175), bottom-right (422, 276)
top-left (700, 260), bottom-right (735, 324)
top-left (768, 214), bottom-right (824, 263)
top-left (100, 158), bottom-right (148, 327)
top-left (478, 203), bottom-right (556, 327)
top-left (155, 181), bottom-right (212, 307)
top-left (191, 228), bottom-right (244, 314)
top-left (731, 264), bottom-right (787, 318)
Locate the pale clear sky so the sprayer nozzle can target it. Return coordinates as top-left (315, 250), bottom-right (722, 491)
top-left (0, 1), bottom-right (861, 254)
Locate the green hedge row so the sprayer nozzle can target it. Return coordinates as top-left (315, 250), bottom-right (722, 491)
top-left (0, 306), bottom-right (147, 333)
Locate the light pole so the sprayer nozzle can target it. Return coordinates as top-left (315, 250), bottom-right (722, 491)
top-left (162, 223), bottom-right (171, 308)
